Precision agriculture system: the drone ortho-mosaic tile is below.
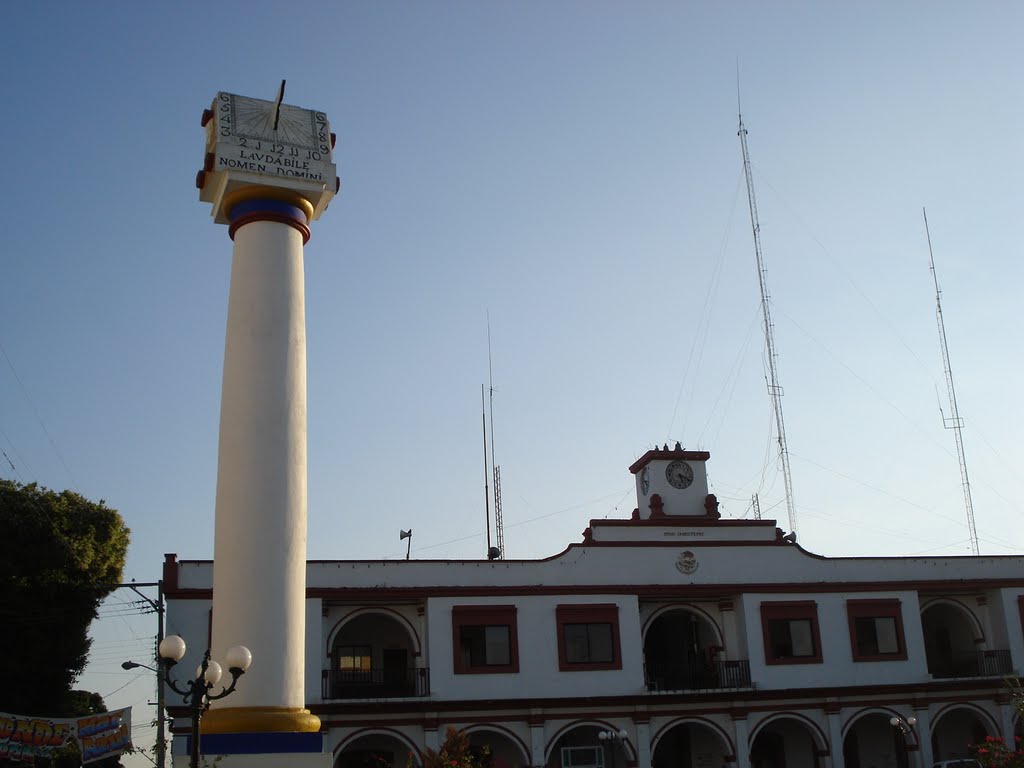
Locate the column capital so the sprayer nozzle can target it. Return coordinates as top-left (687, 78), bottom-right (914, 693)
top-left (227, 192), bottom-right (312, 244)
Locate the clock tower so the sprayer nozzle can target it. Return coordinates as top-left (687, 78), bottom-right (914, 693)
top-left (195, 87), bottom-right (336, 757)
top-left (629, 446), bottom-right (712, 518)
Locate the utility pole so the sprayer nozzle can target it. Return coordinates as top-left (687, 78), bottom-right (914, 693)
top-left (123, 580), bottom-right (166, 768)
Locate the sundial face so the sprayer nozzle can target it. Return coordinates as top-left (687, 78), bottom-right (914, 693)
top-left (201, 91), bottom-right (338, 223)
top-left (224, 95), bottom-right (326, 151)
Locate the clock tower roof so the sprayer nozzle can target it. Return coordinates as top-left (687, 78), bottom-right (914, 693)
top-left (629, 447), bottom-right (710, 475)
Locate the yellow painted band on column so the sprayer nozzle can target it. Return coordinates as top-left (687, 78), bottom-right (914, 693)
top-left (201, 706), bottom-right (322, 734)
top-left (222, 186), bottom-right (316, 223)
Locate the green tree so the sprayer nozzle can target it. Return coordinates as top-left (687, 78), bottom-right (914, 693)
top-left (0, 480), bottom-right (130, 718)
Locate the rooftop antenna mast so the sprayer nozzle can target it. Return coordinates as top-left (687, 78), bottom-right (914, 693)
top-left (481, 384), bottom-right (493, 558)
top-left (923, 208), bottom-right (979, 555)
top-left (488, 317), bottom-right (505, 560)
top-left (738, 96), bottom-right (798, 536)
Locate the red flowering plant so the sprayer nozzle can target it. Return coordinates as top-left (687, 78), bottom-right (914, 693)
top-left (970, 735), bottom-right (1024, 768)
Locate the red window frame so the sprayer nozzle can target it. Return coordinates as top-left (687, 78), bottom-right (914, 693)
top-left (452, 605), bottom-right (519, 674)
top-left (760, 601), bottom-right (823, 665)
top-left (556, 603), bottom-right (623, 671)
top-left (846, 599), bottom-right (907, 662)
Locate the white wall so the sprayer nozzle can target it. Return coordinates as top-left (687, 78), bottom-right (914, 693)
top-left (427, 594), bottom-right (644, 701)
top-left (743, 591), bottom-right (928, 691)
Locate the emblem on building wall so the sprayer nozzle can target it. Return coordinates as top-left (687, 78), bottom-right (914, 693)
top-left (675, 550), bottom-right (698, 575)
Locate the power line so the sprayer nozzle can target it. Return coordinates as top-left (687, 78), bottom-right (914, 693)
top-left (0, 337), bottom-right (75, 486)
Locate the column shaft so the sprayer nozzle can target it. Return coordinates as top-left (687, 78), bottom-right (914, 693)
top-left (210, 218), bottom-right (308, 713)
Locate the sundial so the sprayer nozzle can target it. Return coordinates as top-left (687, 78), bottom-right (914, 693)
top-left (198, 81), bottom-right (338, 224)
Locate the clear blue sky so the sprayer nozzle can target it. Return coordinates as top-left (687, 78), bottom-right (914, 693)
top-left (2, 1), bottom-right (1022, 761)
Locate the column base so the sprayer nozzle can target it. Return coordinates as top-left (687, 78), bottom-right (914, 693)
top-left (175, 756), bottom-right (331, 768)
top-left (202, 706), bottom-right (322, 734)
top-left (176, 731), bottom-right (330, 768)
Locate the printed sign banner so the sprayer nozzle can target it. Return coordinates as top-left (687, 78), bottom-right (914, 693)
top-left (0, 707), bottom-right (132, 764)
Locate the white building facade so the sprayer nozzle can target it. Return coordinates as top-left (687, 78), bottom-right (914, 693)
top-left (164, 448), bottom-right (1024, 768)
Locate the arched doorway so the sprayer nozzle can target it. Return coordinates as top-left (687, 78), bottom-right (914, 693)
top-left (750, 717), bottom-right (820, 768)
top-left (652, 720), bottom-right (731, 768)
top-left (644, 608), bottom-right (730, 691)
top-left (546, 724), bottom-right (635, 768)
top-left (465, 727), bottom-right (530, 768)
top-left (328, 610), bottom-right (425, 699)
top-left (336, 732), bottom-right (420, 768)
top-left (931, 707), bottom-right (994, 760)
top-left (842, 712), bottom-right (909, 768)
top-left (921, 602), bottom-right (988, 678)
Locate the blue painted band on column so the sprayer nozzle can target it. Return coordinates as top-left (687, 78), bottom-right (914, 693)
top-left (227, 197), bottom-right (313, 243)
top-left (189, 732), bottom-right (324, 755)
top-left (228, 198), bottom-right (309, 224)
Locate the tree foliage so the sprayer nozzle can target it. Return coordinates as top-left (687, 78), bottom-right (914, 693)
top-left (421, 727), bottom-right (490, 768)
top-left (0, 480), bottom-right (130, 717)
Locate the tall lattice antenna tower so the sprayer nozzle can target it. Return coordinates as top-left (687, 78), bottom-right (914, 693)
top-left (923, 209), bottom-right (979, 555)
top-left (487, 320), bottom-right (505, 559)
top-left (738, 110), bottom-right (798, 535)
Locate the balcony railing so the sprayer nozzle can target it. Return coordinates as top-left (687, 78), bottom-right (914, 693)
top-left (644, 658), bottom-right (751, 691)
top-left (323, 667), bottom-right (430, 699)
top-left (929, 649), bottom-right (1013, 679)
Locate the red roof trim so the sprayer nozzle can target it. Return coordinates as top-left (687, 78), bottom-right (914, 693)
top-left (296, 678), bottom-right (1005, 721)
top-left (163, 577), bottom-right (1024, 601)
top-left (629, 450), bottom-right (711, 474)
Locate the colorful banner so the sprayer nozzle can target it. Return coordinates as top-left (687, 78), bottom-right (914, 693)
top-left (0, 707), bottom-right (132, 764)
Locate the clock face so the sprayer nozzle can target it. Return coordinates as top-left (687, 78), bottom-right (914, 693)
top-left (640, 466), bottom-right (650, 496)
top-left (665, 460), bottom-right (693, 490)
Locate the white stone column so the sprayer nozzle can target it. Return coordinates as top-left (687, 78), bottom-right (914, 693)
top-left (825, 711), bottom-right (843, 768)
top-left (424, 725), bottom-right (440, 751)
top-left (1000, 703), bottom-right (1017, 746)
top-left (732, 716), bottom-right (750, 768)
top-left (530, 722), bottom-right (546, 768)
top-left (205, 201), bottom-right (319, 734)
top-left (634, 721), bottom-right (651, 768)
top-left (912, 706), bottom-right (933, 768)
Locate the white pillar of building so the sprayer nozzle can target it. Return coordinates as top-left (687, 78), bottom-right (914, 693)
top-left (731, 716), bottom-right (751, 768)
top-left (203, 194), bottom-right (321, 736)
top-left (529, 722), bottom-right (546, 768)
top-left (912, 706), bottom-right (934, 768)
top-left (634, 721), bottom-right (652, 768)
top-left (825, 711), bottom-right (843, 768)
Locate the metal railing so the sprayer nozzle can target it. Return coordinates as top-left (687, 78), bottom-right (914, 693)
top-left (929, 649), bottom-right (1012, 679)
top-left (322, 667), bottom-right (430, 699)
top-left (644, 658), bottom-right (751, 691)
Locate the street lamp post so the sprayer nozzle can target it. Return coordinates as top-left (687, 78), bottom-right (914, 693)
top-left (157, 635), bottom-right (252, 768)
top-left (598, 729), bottom-right (629, 768)
top-left (890, 716), bottom-right (918, 768)
top-left (890, 715), bottom-right (917, 735)
top-left (121, 659), bottom-right (167, 768)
